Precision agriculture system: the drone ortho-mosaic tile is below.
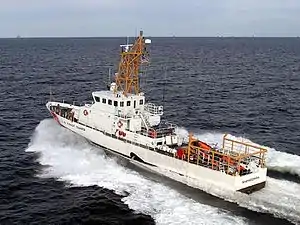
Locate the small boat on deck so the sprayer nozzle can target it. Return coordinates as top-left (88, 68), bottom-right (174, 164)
top-left (46, 31), bottom-right (268, 194)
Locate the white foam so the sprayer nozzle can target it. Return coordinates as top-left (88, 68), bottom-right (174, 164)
top-left (152, 166), bottom-right (300, 224)
top-left (26, 119), bottom-right (247, 225)
top-left (267, 149), bottom-right (300, 176)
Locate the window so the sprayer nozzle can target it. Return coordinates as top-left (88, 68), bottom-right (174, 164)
top-left (102, 98), bottom-right (106, 104)
top-left (108, 99), bottom-right (112, 105)
top-left (127, 101), bottom-right (131, 106)
top-left (139, 99), bottom-right (144, 105)
top-left (95, 96), bottom-right (100, 102)
top-left (114, 101), bottom-right (118, 107)
top-left (120, 101), bottom-right (124, 107)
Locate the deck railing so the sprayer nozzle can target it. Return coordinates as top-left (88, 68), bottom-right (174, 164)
top-left (144, 102), bottom-right (163, 115)
top-left (183, 133), bottom-right (267, 176)
top-left (139, 122), bottom-right (176, 138)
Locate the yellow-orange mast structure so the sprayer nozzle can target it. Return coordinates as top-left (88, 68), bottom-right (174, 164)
top-left (115, 30), bottom-right (150, 96)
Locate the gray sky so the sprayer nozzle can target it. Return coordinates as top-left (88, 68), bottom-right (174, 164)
top-left (0, 0), bottom-right (300, 37)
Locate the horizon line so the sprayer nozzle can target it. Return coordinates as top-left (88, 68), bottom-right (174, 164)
top-left (1, 35), bottom-right (300, 39)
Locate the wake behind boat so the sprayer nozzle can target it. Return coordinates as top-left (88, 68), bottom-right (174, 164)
top-left (46, 31), bottom-right (267, 194)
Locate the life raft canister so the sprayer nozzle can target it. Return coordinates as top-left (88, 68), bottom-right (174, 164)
top-left (198, 141), bottom-right (211, 151)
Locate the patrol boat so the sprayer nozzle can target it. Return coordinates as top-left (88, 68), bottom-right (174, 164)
top-left (46, 31), bottom-right (268, 194)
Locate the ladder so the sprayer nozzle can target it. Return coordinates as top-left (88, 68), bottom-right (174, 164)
top-left (140, 113), bottom-right (151, 130)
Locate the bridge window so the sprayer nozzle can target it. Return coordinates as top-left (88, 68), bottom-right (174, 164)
top-left (95, 96), bottom-right (100, 102)
top-left (139, 99), bottom-right (144, 105)
top-left (120, 101), bottom-right (124, 107)
top-left (102, 98), bottom-right (106, 104)
top-left (108, 99), bottom-right (112, 105)
top-left (114, 101), bottom-right (118, 107)
top-left (127, 101), bottom-right (131, 106)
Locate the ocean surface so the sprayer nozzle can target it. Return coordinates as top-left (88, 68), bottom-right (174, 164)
top-left (0, 37), bottom-right (299, 225)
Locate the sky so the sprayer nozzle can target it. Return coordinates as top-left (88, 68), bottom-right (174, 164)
top-left (0, 0), bottom-right (300, 37)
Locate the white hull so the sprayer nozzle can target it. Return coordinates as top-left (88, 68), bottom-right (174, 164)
top-left (51, 112), bottom-right (267, 193)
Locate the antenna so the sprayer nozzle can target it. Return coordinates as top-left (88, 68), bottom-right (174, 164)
top-left (107, 67), bottom-right (112, 90)
top-left (49, 86), bottom-right (53, 101)
top-left (162, 67), bottom-right (167, 108)
top-left (108, 67), bottom-right (111, 83)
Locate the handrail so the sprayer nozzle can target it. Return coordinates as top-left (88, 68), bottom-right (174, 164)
top-left (223, 135), bottom-right (267, 153)
top-left (186, 133), bottom-right (267, 175)
top-left (144, 102), bottom-right (163, 115)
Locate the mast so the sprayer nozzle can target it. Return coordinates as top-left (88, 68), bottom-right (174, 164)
top-left (115, 30), bottom-right (150, 96)
top-left (49, 86), bottom-right (53, 101)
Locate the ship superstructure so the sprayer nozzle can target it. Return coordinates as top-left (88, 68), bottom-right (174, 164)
top-left (46, 31), bottom-right (267, 193)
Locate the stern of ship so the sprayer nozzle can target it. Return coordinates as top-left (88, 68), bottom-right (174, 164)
top-left (235, 167), bottom-right (267, 194)
top-left (186, 133), bottom-right (268, 194)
